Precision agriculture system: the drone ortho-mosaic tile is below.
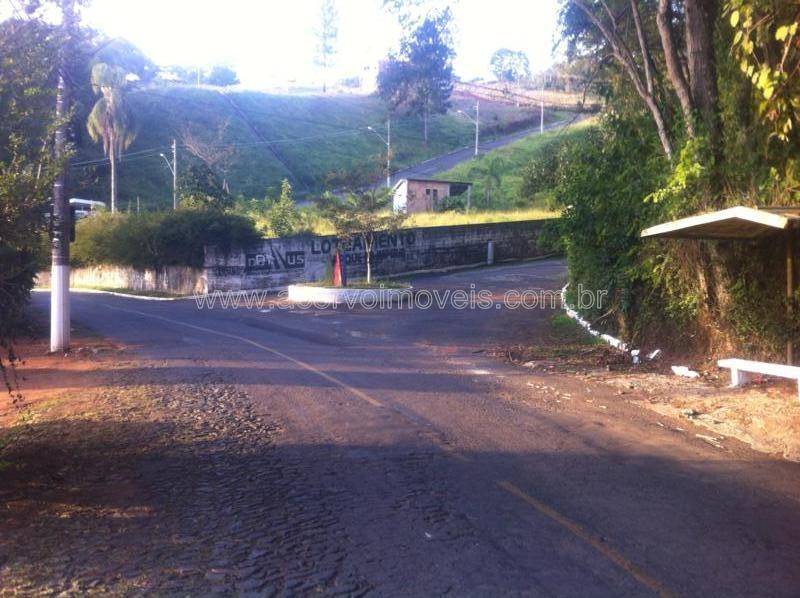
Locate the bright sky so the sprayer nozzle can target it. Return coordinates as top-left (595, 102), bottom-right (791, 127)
top-left (77, 0), bottom-right (561, 89)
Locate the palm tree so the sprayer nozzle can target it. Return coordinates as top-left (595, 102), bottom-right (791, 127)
top-left (86, 63), bottom-right (136, 213)
top-left (482, 156), bottom-right (505, 207)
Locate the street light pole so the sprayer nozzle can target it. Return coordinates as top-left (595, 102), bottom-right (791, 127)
top-left (474, 101), bottom-right (479, 157)
top-left (540, 74), bottom-right (545, 134)
top-left (50, 0), bottom-right (75, 353)
top-left (367, 122), bottom-right (391, 188)
top-left (457, 101), bottom-right (480, 157)
top-left (172, 138), bottom-right (177, 209)
top-left (160, 139), bottom-right (177, 209)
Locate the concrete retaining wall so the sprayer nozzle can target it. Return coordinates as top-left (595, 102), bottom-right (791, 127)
top-left (205, 220), bottom-right (550, 292)
top-left (36, 265), bottom-right (207, 295)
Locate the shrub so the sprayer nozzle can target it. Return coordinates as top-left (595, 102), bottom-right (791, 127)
top-left (267, 179), bottom-right (301, 237)
top-left (71, 209), bottom-right (260, 269)
top-left (539, 114), bottom-right (668, 340)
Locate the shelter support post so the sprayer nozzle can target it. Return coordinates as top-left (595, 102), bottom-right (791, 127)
top-left (788, 228), bottom-right (798, 365)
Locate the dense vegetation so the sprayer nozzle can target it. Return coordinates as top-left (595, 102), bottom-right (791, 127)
top-left (0, 17), bottom-right (63, 337)
top-left (72, 210), bottom-right (259, 270)
top-left (527, 0), bottom-right (800, 359)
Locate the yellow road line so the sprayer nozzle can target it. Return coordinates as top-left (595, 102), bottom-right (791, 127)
top-left (497, 480), bottom-right (674, 597)
top-left (104, 304), bottom-right (670, 595)
top-left (101, 304), bottom-right (384, 407)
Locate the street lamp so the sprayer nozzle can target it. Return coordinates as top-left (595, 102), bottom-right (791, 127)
top-left (159, 138), bottom-right (177, 210)
top-left (457, 101), bottom-right (480, 157)
top-left (367, 120), bottom-right (391, 188)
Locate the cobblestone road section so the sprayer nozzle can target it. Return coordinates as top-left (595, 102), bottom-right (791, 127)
top-left (1, 365), bottom-right (369, 595)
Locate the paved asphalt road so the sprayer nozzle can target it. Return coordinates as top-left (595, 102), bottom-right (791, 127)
top-left (31, 259), bottom-right (800, 595)
top-left (389, 117), bottom-right (581, 182)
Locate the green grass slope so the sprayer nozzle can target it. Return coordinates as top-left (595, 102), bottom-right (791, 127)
top-left (72, 87), bottom-right (558, 210)
top-left (432, 117), bottom-right (595, 210)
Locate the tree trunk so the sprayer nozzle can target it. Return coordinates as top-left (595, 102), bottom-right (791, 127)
top-left (572, 0), bottom-right (674, 160)
top-left (109, 132), bottom-right (116, 213)
top-left (657, 0), bottom-right (696, 137)
top-left (423, 108), bottom-right (428, 144)
top-left (685, 0), bottom-right (721, 149)
top-left (630, 0), bottom-right (655, 96)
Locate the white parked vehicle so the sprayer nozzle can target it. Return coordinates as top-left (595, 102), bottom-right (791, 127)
top-left (69, 198), bottom-right (106, 219)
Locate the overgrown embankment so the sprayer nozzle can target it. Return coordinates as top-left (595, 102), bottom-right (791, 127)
top-left (531, 2), bottom-right (800, 362)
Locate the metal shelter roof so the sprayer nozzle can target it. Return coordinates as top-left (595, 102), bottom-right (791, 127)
top-left (641, 206), bottom-right (800, 241)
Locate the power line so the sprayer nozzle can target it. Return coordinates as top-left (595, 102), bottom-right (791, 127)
top-left (5, 0), bottom-right (24, 19)
top-left (70, 146), bottom-right (170, 167)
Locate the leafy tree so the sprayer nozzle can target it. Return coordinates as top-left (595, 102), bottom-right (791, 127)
top-left (267, 178), bottom-right (301, 237)
top-left (562, 0), bottom-right (721, 164)
top-left (481, 155), bottom-right (505, 206)
top-left (314, 0), bottom-right (338, 93)
top-left (378, 8), bottom-right (454, 142)
top-left (180, 119), bottom-right (236, 193)
top-left (205, 65), bottom-right (239, 87)
top-left (178, 162), bottom-right (231, 210)
top-left (490, 48), bottom-right (531, 83)
top-left (537, 118), bottom-right (666, 339)
top-left (727, 0), bottom-right (800, 141)
top-left (377, 57), bottom-right (414, 110)
top-left (86, 62), bottom-right (136, 213)
top-left (93, 38), bottom-right (157, 83)
top-left (0, 16), bottom-right (60, 339)
top-left (315, 188), bottom-right (405, 283)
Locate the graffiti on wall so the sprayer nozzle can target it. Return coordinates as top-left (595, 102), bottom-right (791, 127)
top-left (205, 220), bottom-right (549, 291)
top-left (241, 231), bottom-right (418, 274)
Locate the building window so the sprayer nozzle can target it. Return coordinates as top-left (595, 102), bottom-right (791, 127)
top-left (433, 189), bottom-right (438, 201)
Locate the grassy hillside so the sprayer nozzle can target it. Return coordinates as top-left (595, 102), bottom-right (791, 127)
top-left (71, 87), bottom-right (564, 210)
top-left (432, 116), bottom-right (595, 210)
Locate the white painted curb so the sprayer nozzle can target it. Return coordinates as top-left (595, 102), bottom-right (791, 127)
top-left (561, 284), bottom-right (667, 367)
top-left (33, 287), bottom-right (188, 301)
top-left (561, 283), bottom-right (632, 353)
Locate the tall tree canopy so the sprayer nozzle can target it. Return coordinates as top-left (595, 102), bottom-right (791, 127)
top-left (86, 62), bottom-right (136, 213)
top-left (541, 0), bottom-right (800, 356)
top-left (378, 8), bottom-right (454, 142)
top-left (489, 48), bottom-right (531, 83)
top-left (0, 16), bottom-right (60, 337)
top-left (93, 38), bottom-right (157, 83)
top-left (314, 0), bottom-right (338, 93)
top-left (562, 0), bottom-right (721, 164)
top-left (205, 65), bottom-right (239, 87)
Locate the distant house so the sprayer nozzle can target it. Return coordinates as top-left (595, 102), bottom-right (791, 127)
top-left (392, 178), bottom-right (473, 214)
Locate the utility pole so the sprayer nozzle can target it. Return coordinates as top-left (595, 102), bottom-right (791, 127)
top-left (50, 0), bottom-right (75, 353)
top-left (160, 139), bottom-right (177, 209)
top-left (457, 102), bottom-right (480, 157)
top-left (474, 101), bottom-right (480, 157)
top-left (172, 138), bottom-right (177, 209)
top-left (540, 73), bottom-right (545, 134)
top-left (367, 121), bottom-right (391, 188)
